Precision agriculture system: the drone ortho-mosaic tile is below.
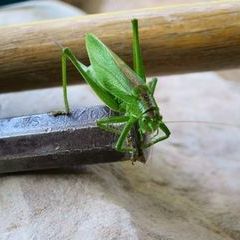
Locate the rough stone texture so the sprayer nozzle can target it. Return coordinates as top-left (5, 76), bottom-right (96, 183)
top-left (0, 72), bottom-right (240, 240)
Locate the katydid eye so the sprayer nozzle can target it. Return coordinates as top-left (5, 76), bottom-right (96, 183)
top-left (143, 117), bottom-right (149, 123)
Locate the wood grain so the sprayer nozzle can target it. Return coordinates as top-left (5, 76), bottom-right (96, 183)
top-left (0, 0), bottom-right (240, 92)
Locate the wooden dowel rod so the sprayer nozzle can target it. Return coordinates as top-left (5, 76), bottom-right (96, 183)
top-left (0, 0), bottom-right (240, 93)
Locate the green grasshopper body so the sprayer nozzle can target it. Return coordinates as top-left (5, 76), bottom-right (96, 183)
top-left (61, 19), bottom-right (170, 152)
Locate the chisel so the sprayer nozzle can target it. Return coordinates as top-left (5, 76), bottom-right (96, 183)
top-left (0, 105), bottom-right (146, 173)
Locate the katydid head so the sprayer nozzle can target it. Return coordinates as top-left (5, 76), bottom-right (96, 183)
top-left (139, 108), bottom-right (163, 134)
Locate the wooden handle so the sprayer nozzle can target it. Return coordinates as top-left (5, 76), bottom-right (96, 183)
top-left (0, 0), bottom-right (240, 92)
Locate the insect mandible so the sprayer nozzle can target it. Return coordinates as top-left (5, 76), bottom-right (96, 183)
top-left (60, 19), bottom-right (171, 152)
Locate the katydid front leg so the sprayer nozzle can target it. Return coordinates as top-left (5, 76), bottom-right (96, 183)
top-left (98, 116), bottom-right (137, 152)
top-left (142, 122), bottom-right (171, 148)
top-left (97, 115), bottom-right (130, 135)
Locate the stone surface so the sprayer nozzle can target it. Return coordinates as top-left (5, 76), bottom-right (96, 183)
top-left (0, 72), bottom-right (240, 240)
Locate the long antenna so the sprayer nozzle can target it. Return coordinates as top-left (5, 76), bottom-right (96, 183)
top-left (51, 38), bottom-right (65, 49)
top-left (165, 120), bottom-right (240, 129)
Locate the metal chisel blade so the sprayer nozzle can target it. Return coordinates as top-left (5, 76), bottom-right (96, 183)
top-left (0, 105), bottom-right (145, 173)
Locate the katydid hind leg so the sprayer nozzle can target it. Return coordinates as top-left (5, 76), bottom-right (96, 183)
top-left (62, 48), bottom-right (121, 112)
top-left (131, 19), bottom-right (146, 82)
top-left (61, 50), bottom-right (70, 114)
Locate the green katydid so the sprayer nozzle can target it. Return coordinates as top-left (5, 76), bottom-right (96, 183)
top-left (60, 19), bottom-right (170, 152)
